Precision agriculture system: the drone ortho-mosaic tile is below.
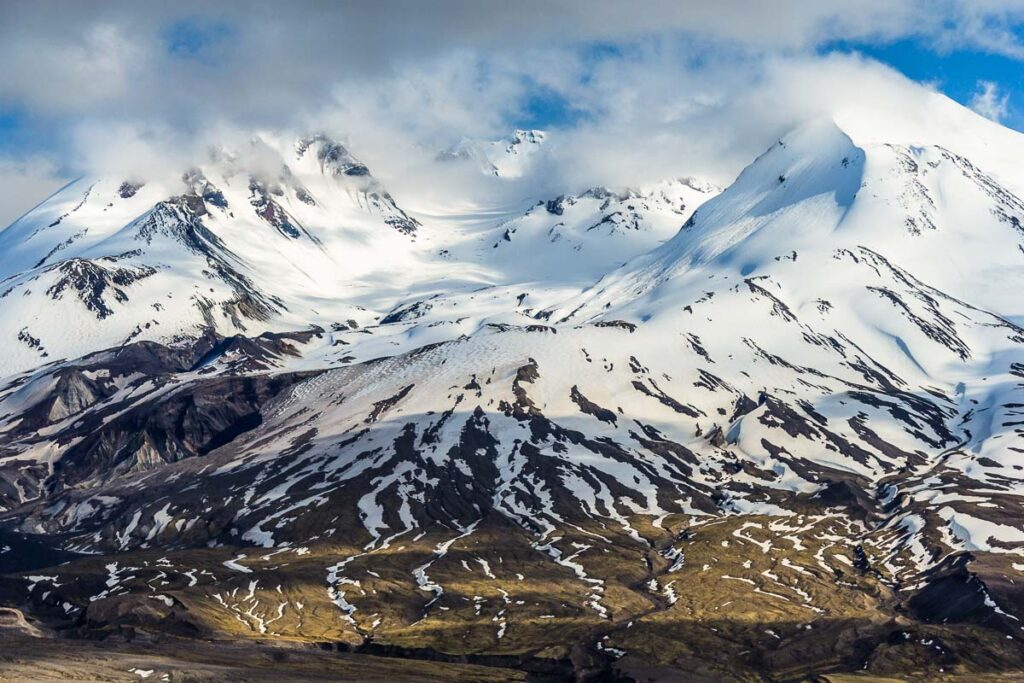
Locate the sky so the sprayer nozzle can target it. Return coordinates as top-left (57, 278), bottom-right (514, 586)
top-left (4, 1), bottom-right (1024, 226)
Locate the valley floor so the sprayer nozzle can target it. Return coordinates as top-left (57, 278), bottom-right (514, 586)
top-left (0, 635), bottom-right (526, 683)
top-left (3, 634), bottom-right (1024, 682)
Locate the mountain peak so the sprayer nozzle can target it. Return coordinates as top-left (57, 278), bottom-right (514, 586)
top-left (510, 128), bottom-right (545, 145)
top-left (438, 128), bottom-right (548, 178)
top-left (552, 114), bottom-right (1024, 328)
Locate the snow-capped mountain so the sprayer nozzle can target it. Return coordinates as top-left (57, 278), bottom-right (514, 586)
top-left (4, 101), bottom-right (1024, 680)
top-left (438, 129), bottom-right (547, 178)
top-left (0, 134), bottom-right (427, 377)
top-left (0, 130), bottom-right (717, 378)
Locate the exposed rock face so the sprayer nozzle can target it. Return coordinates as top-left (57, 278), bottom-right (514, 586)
top-left (249, 177), bottom-right (303, 238)
top-left (117, 181), bottom-right (142, 199)
top-left (317, 139), bottom-right (370, 177)
top-left (0, 331), bottom-right (321, 504)
top-left (44, 258), bottom-right (157, 319)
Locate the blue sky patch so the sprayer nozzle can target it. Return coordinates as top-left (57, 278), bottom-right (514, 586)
top-left (513, 86), bottom-right (590, 130)
top-left (822, 38), bottom-right (1024, 130)
top-left (164, 18), bottom-right (235, 63)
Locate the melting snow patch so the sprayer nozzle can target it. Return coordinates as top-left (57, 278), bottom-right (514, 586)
top-left (223, 555), bottom-right (253, 573)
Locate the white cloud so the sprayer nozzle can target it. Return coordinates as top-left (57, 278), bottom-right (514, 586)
top-left (3, 2), bottom-right (1024, 223)
top-left (2, 1), bottom-right (1024, 124)
top-left (0, 157), bottom-right (67, 228)
top-left (970, 80), bottom-right (1010, 122)
top-left (0, 47), bottom-right (989, 225)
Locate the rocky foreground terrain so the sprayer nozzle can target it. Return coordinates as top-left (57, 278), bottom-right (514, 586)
top-left (2, 102), bottom-right (1024, 681)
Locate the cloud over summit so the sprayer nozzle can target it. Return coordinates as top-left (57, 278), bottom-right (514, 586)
top-left (3, 1), bottom-right (1024, 224)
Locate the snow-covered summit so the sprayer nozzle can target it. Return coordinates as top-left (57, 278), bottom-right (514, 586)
top-left (438, 128), bottom-right (547, 178)
top-left (558, 115), bottom-right (1024, 324)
